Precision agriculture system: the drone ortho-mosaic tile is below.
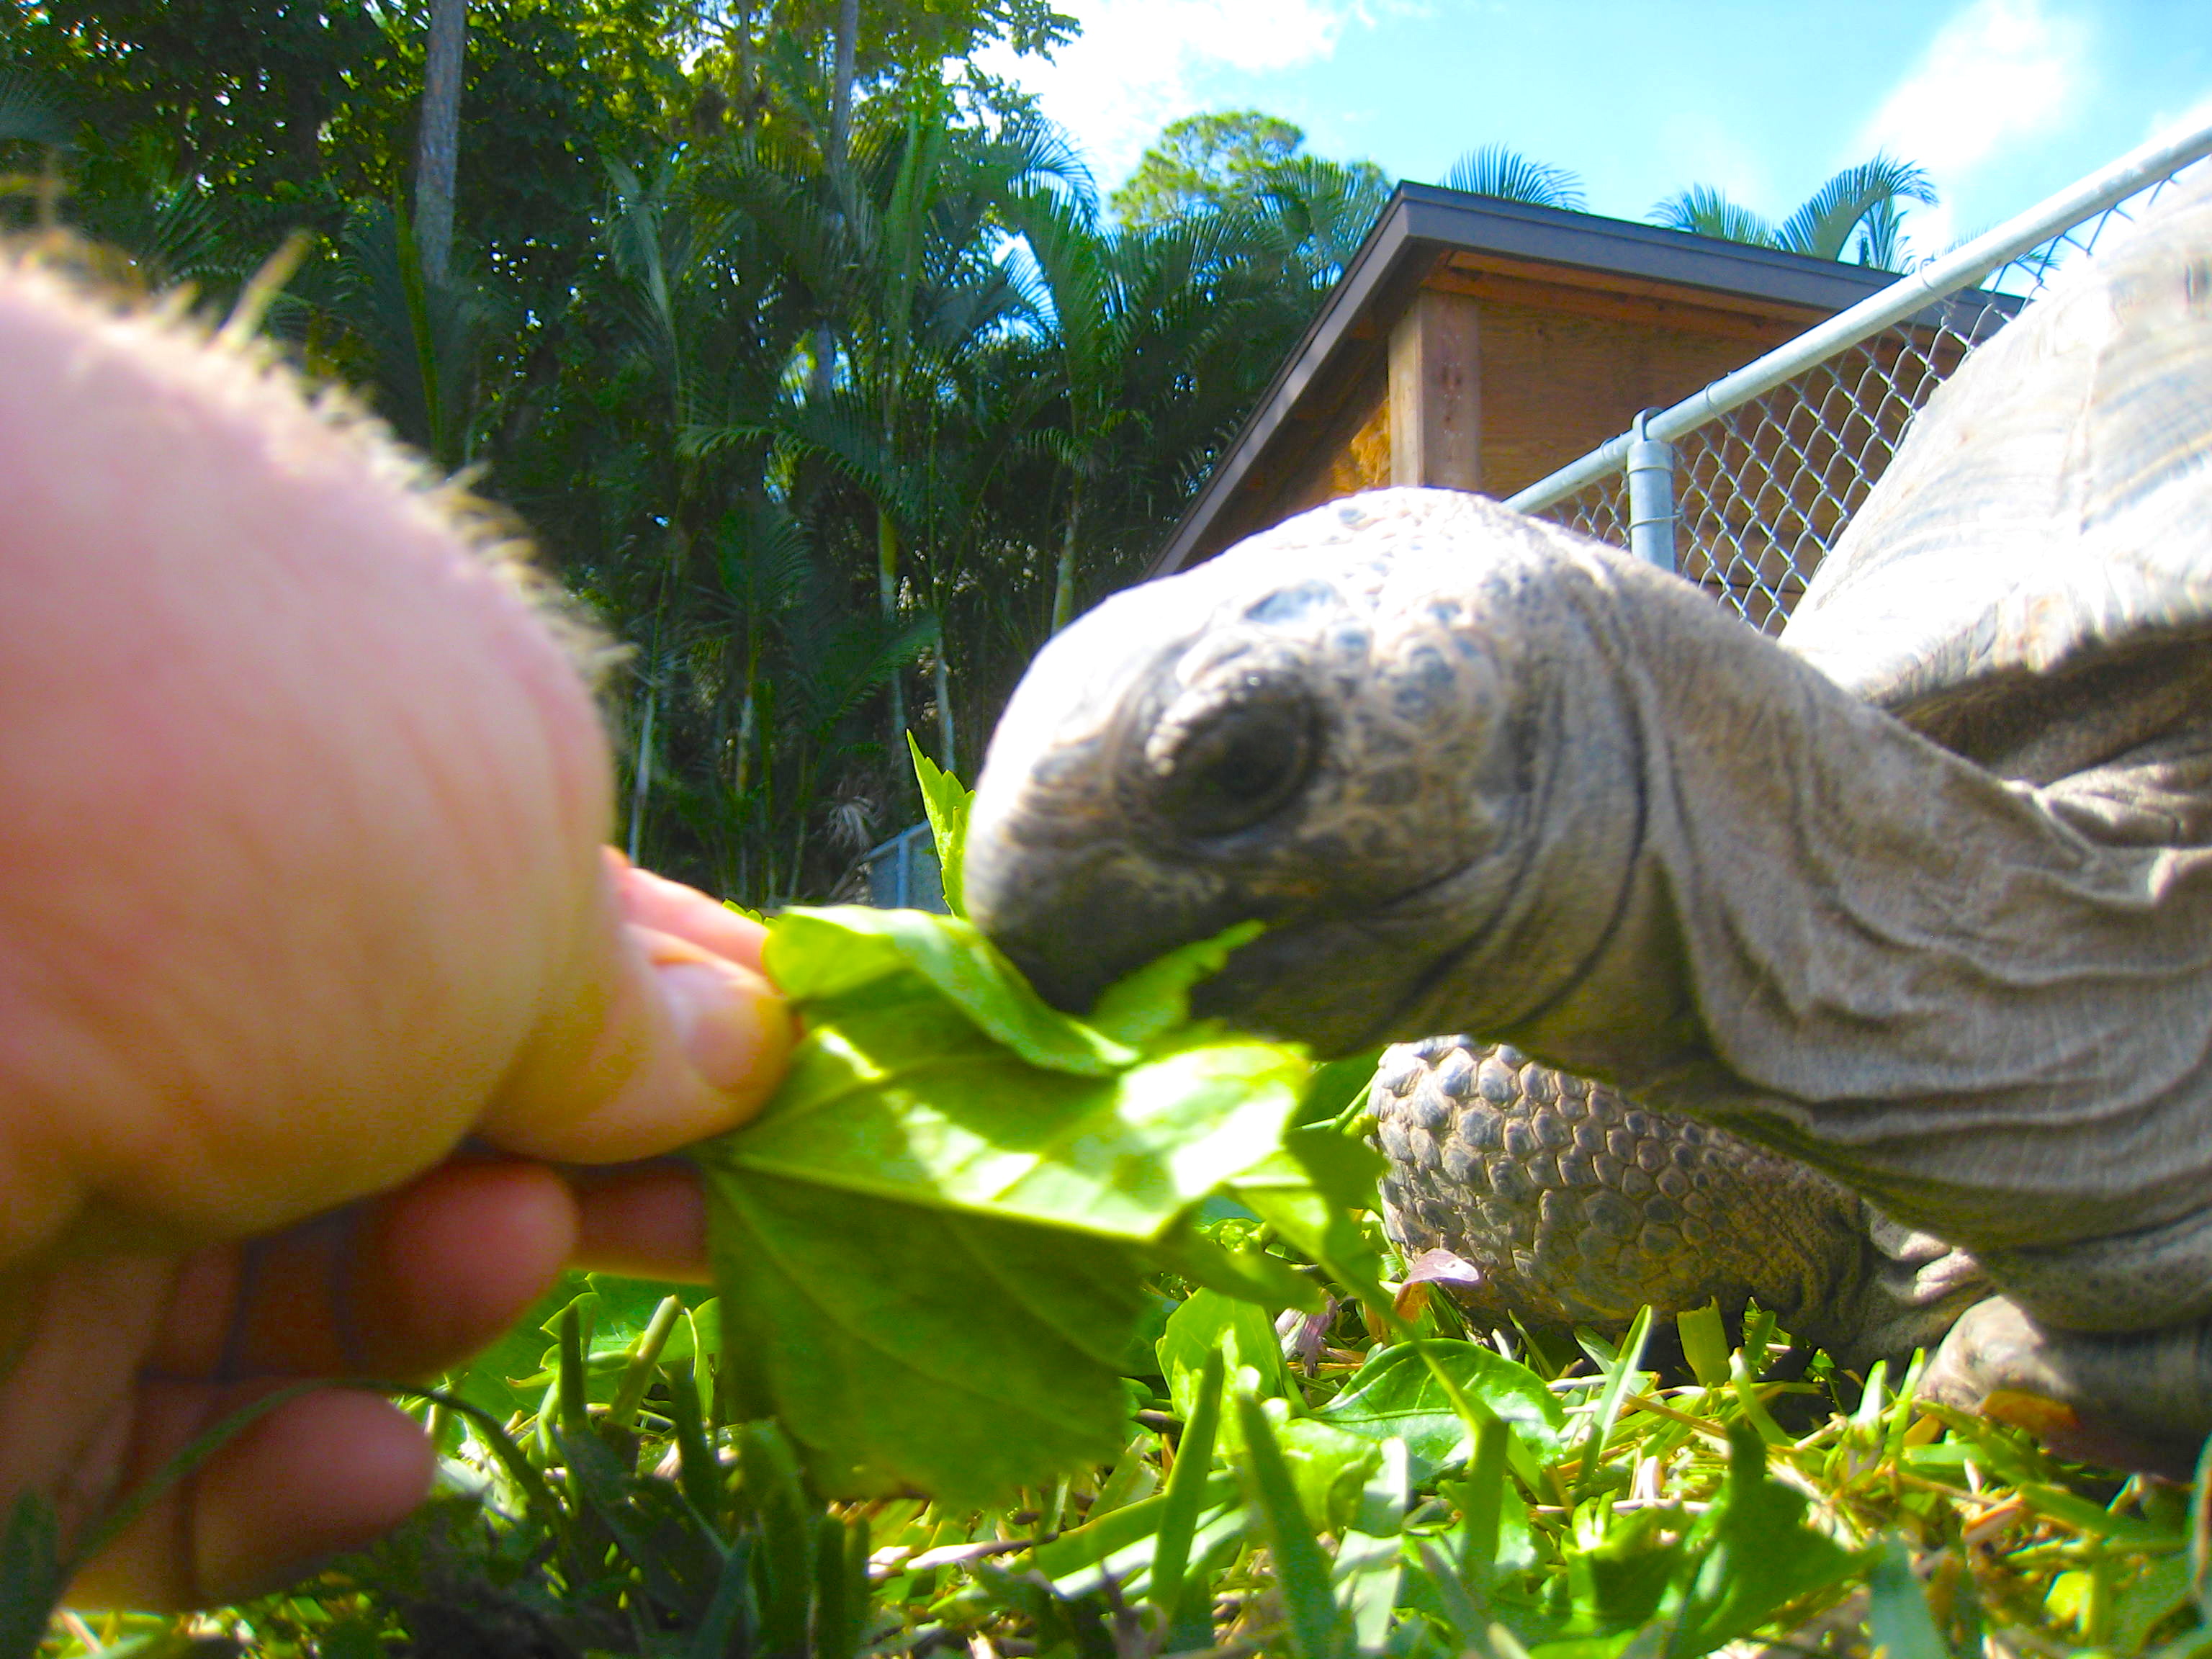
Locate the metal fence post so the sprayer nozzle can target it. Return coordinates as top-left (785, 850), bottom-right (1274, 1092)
top-left (1625, 410), bottom-right (1676, 572)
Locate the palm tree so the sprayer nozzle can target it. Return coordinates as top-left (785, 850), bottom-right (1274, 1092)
top-left (1651, 155), bottom-right (1938, 270)
top-left (1250, 153), bottom-right (1393, 282)
top-left (739, 83), bottom-right (1084, 780)
top-left (413, 0), bottom-right (467, 287)
top-left (1441, 144), bottom-right (1586, 211)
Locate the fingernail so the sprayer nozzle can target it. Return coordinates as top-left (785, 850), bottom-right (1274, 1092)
top-left (655, 952), bottom-right (791, 1109)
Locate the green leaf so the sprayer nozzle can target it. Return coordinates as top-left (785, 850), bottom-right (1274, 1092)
top-left (907, 732), bottom-right (970, 917)
top-left (1866, 1536), bottom-right (1948, 1659)
top-left (1341, 1439), bottom-right (1411, 1655)
top-left (701, 906), bottom-right (1312, 1506)
top-left (813, 1512), bottom-right (869, 1659)
top-left (2195, 1432), bottom-right (2212, 1625)
top-left (1035, 1473), bottom-right (1238, 1582)
top-left (1440, 1412), bottom-right (1519, 1584)
top-left (1576, 1305), bottom-right (1655, 1493)
top-left (1149, 1345), bottom-right (1227, 1637)
top-left (763, 906), bottom-right (1133, 1075)
top-left (1156, 1224), bottom-right (1326, 1313)
top-left (1273, 1413), bottom-right (1384, 1532)
top-left (1088, 920), bottom-right (1263, 1047)
top-left (737, 1421), bottom-right (816, 1654)
top-left (1570, 1505), bottom-right (1688, 1634)
top-left (439, 1268), bottom-right (595, 1418)
top-left (1231, 1144), bottom-right (1391, 1298)
top-left (1675, 1302), bottom-right (1730, 1393)
top-left (1299, 1050), bottom-right (1386, 1130)
top-left (1316, 1340), bottom-right (1570, 1475)
top-left (711, 978), bottom-right (1303, 1241)
top-left (1157, 1289), bottom-right (1295, 1421)
top-left (703, 1164), bottom-right (1148, 1506)
top-left (1281, 1123), bottom-right (1389, 1213)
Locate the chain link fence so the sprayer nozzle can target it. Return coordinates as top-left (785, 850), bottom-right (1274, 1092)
top-left (1512, 129), bottom-right (2212, 635)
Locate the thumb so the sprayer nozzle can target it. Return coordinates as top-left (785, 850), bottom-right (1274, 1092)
top-left (474, 853), bottom-right (792, 1162)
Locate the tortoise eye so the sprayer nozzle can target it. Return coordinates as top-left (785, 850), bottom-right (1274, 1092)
top-left (1144, 675), bottom-right (1318, 837)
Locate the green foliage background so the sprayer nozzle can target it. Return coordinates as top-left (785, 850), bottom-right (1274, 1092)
top-left (1, 0), bottom-right (1391, 907)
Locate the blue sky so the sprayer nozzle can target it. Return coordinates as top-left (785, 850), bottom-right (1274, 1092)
top-left (981, 0), bottom-right (2212, 256)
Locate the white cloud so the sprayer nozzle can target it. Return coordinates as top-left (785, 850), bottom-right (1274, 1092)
top-left (978, 0), bottom-right (1395, 189)
top-left (1852, 0), bottom-right (2090, 250)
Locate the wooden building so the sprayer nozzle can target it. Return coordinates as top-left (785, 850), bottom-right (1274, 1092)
top-left (1151, 184), bottom-right (2002, 608)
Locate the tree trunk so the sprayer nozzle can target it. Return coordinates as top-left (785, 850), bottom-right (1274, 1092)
top-left (830, 0), bottom-right (858, 167)
top-left (414, 0), bottom-right (468, 288)
top-left (625, 681), bottom-right (657, 863)
top-left (1050, 477), bottom-right (1083, 633)
top-left (810, 0), bottom-right (860, 403)
top-left (934, 642), bottom-right (956, 774)
top-left (878, 505), bottom-right (907, 763)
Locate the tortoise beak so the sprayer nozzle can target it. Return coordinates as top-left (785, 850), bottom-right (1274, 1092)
top-left (964, 817), bottom-right (1242, 1015)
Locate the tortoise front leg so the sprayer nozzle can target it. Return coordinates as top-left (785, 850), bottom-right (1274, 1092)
top-left (1370, 1038), bottom-right (1986, 1370)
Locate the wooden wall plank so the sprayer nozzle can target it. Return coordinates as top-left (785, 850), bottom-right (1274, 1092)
top-left (1389, 287), bottom-right (1483, 491)
top-left (1474, 297), bottom-right (1759, 500)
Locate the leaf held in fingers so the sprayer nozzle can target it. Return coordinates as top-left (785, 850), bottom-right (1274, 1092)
top-left (1087, 920), bottom-right (1263, 1048)
top-left (701, 1159), bottom-right (1148, 1506)
top-left (763, 906), bottom-right (1132, 1074)
top-left (698, 905), bottom-right (1310, 1505)
top-left (719, 969), bottom-right (1305, 1238)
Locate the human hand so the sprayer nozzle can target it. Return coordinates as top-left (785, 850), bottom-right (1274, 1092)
top-left (0, 254), bottom-right (793, 1606)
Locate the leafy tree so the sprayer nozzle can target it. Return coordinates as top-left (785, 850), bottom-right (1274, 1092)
top-left (1651, 154), bottom-right (1938, 270)
top-left (1112, 108), bottom-right (1300, 226)
top-left (1111, 108), bottom-right (1386, 232)
top-left (1440, 142), bottom-right (1586, 210)
top-left (4, 3), bottom-right (1359, 903)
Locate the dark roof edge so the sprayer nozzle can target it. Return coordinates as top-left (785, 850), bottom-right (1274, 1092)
top-left (1386, 185), bottom-right (1919, 313)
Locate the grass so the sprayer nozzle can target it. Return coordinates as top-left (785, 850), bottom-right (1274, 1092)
top-left (36, 1215), bottom-right (2212, 1659)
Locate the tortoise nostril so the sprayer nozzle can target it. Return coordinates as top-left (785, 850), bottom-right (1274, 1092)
top-left (1145, 677), bottom-right (1317, 837)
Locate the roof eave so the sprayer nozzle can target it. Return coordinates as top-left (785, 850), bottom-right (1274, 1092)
top-left (1148, 185), bottom-right (2000, 578)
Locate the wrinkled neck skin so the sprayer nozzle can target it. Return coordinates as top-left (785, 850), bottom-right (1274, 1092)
top-left (1392, 562), bottom-right (1696, 1083)
top-left (1451, 539), bottom-right (2212, 1334)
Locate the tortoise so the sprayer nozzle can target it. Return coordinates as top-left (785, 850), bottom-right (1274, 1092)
top-left (961, 168), bottom-right (2212, 1468)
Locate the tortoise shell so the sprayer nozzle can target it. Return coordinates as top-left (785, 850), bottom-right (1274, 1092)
top-left (1781, 169), bottom-right (2212, 757)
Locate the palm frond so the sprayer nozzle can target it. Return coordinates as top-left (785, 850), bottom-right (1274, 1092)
top-left (0, 70), bottom-right (75, 148)
top-left (1442, 145), bottom-right (1586, 212)
top-left (1258, 155), bottom-right (1390, 272)
top-left (1649, 184), bottom-right (1779, 248)
top-left (1776, 153), bottom-right (1938, 261)
top-left (706, 500), bottom-right (814, 619)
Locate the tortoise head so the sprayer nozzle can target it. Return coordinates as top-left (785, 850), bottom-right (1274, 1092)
top-left (966, 490), bottom-right (1636, 1056)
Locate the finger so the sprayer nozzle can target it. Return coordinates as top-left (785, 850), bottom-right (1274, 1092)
top-left (571, 1162), bottom-right (711, 1283)
top-left (66, 1384), bottom-right (434, 1609)
top-left (475, 857), bottom-right (793, 1164)
top-left (0, 1251), bottom-right (174, 1547)
top-left (609, 853), bottom-right (770, 973)
top-left (145, 1161), bottom-right (578, 1380)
